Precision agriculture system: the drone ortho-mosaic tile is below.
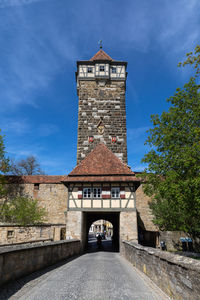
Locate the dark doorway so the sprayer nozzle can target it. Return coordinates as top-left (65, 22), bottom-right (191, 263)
top-left (82, 211), bottom-right (120, 252)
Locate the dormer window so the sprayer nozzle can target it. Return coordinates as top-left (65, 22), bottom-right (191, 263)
top-left (83, 187), bottom-right (102, 198)
top-left (111, 187), bottom-right (120, 198)
top-left (99, 65), bottom-right (105, 72)
top-left (83, 188), bottom-right (92, 198)
top-left (93, 188), bottom-right (101, 198)
top-left (111, 67), bottom-right (116, 73)
top-left (87, 67), bottom-right (93, 73)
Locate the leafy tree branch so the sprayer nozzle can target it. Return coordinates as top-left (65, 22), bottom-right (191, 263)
top-left (141, 46), bottom-right (200, 237)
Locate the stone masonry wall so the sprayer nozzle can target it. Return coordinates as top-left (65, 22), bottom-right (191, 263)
top-left (0, 182), bottom-right (68, 244)
top-left (135, 184), bottom-right (157, 231)
top-left (0, 240), bottom-right (81, 285)
top-left (4, 183), bottom-right (68, 224)
top-left (0, 225), bottom-right (53, 245)
top-left (77, 80), bottom-right (127, 164)
top-left (0, 224), bottom-right (66, 245)
top-left (122, 241), bottom-right (200, 300)
top-left (32, 183), bottom-right (68, 224)
top-left (159, 231), bottom-right (200, 252)
top-left (120, 211), bottom-right (138, 243)
top-left (65, 211), bottom-right (82, 240)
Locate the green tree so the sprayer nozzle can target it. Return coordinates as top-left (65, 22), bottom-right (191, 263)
top-left (141, 46), bottom-right (200, 237)
top-left (178, 45), bottom-right (200, 77)
top-left (0, 130), bottom-right (10, 198)
top-left (0, 130), bottom-right (46, 225)
top-left (9, 155), bottom-right (45, 175)
top-left (1, 196), bottom-right (46, 226)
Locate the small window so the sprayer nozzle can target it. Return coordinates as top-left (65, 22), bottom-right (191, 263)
top-left (34, 183), bottom-right (40, 190)
top-left (111, 187), bottom-right (120, 198)
top-left (83, 188), bottom-right (92, 198)
top-left (93, 188), bottom-right (101, 198)
top-left (99, 65), bottom-right (105, 72)
top-left (111, 67), bottom-right (116, 74)
top-left (7, 230), bottom-right (14, 238)
top-left (87, 67), bottom-right (93, 73)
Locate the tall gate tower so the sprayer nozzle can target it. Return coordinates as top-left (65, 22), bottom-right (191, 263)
top-left (65, 48), bottom-right (138, 249)
top-left (76, 48), bottom-right (128, 164)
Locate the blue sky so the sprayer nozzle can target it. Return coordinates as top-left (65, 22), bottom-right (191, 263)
top-left (0, 0), bottom-right (199, 175)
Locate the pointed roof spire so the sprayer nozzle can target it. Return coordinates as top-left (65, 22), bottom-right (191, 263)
top-left (98, 40), bottom-right (103, 49)
top-left (90, 49), bottom-right (113, 61)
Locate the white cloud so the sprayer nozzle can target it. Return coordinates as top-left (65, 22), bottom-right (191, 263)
top-left (38, 123), bottom-right (59, 137)
top-left (0, 0), bottom-right (48, 8)
top-left (127, 126), bottom-right (149, 141)
top-left (0, 4), bottom-right (80, 111)
top-left (0, 0), bottom-right (199, 112)
top-left (0, 117), bottom-right (59, 137)
top-left (0, 118), bottom-right (30, 135)
top-left (40, 156), bottom-right (76, 175)
top-left (7, 143), bottom-right (45, 157)
top-left (108, 0), bottom-right (200, 71)
top-left (154, 0), bottom-right (200, 70)
top-left (130, 164), bottom-right (147, 172)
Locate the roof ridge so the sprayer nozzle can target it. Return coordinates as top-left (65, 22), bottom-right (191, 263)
top-left (69, 143), bottom-right (134, 176)
top-left (90, 49), bottom-right (113, 61)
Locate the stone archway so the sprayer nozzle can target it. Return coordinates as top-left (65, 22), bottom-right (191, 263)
top-left (81, 211), bottom-right (120, 251)
top-left (65, 209), bottom-right (138, 251)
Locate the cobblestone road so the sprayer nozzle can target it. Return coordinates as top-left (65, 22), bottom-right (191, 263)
top-left (0, 239), bottom-right (170, 300)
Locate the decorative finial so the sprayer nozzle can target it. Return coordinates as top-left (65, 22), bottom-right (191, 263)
top-left (98, 40), bottom-right (102, 49)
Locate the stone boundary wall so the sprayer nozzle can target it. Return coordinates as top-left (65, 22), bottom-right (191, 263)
top-left (159, 231), bottom-right (200, 252)
top-left (0, 224), bottom-right (66, 245)
top-left (121, 241), bottom-right (200, 300)
top-left (159, 231), bottom-right (188, 251)
top-left (0, 240), bottom-right (81, 286)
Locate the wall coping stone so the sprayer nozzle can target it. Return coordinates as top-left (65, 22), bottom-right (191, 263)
top-left (122, 240), bottom-right (200, 272)
top-left (0, 239), bottom-right (80, 255)
top-left (0, 223), bottom-right (66, 227)
top-left (0, 238), bottom-right (53, 248)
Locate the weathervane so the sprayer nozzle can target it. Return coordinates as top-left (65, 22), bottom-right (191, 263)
top-left (98, 40), bottom-right (103, 49)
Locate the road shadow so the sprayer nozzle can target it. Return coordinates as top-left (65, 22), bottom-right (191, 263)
top-left (0, 236), bottom-right (119, 299)
top-left (86, 235), bottom-right (119, 253)
top-left (0, 254), bottom-right (80, 300)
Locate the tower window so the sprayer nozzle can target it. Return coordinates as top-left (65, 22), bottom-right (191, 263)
top-left (99, 65), bottom-right (105, 72)
top-left (93, 188), bottom-right (101, 198)
top-left (111, 67), bottom-right (116, 73)
top-left (87, 67), bottom-right (93, 73)
top-left (83, 188), bottom-right (102, 198)
top-left (83, 188), bottom-right (92, 198)
top-left (111, 187), bottom-right (120, 198)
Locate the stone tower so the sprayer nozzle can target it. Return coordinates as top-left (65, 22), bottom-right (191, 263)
top-left (76, 48), bottom-right (128, 164)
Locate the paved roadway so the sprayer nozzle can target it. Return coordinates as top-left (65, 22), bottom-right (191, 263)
top-left (0, 237), bottom-right (169, 300)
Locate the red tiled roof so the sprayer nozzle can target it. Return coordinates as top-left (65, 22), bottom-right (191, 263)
top-left (4, 174), bottom-right (140, 184)
top-left (63, 175), bottom-right (140, 183)
top-left (69, 143), bottom-right (135, 176)
top-left (90, 49), bottom-right (113, 61)
top-left (3, 145), bottom-right (139, 184)
top-left (4, 175), bottom-right (66, 184)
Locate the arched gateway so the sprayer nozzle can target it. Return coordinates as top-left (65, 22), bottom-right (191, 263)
top-left (64, 48), bottom-right (140, 249)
